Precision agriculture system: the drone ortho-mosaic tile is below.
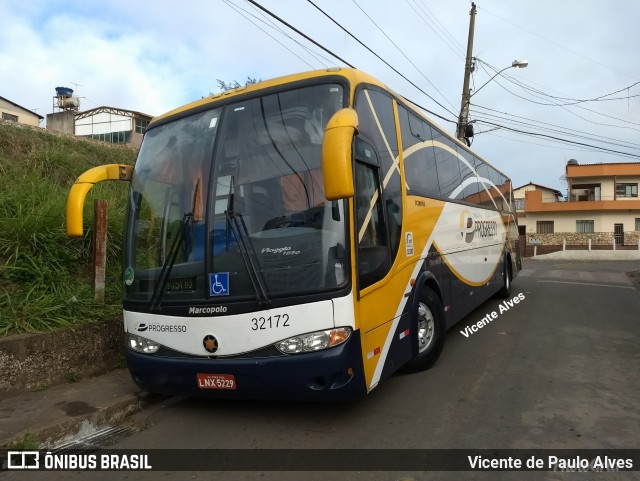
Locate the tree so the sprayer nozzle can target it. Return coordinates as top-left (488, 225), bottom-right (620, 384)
top-left (215, 76), bottom-right (261, 93)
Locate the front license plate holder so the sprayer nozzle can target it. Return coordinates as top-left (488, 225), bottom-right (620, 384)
top-left (197, 373), bottom-right (236, 390)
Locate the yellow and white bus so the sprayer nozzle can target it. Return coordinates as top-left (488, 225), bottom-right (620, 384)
top-left (67, 68), bottom-right (520, 400)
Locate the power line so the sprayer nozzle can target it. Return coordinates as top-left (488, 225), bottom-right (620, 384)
top-left (245, 0), bottom-right (356, 68)
top-left (474, 58), bottom-right (640, 131)
top-left (481, 130), bottom-right (608, 154)
top-left (480, 124), bottom-right (640, 160)
top-left (475, 120), bottom-right (640, 160)
top-left (244, 1), bottom-right (337, 67)
top-left (416, 0), bottom-right (466, 54)
top-left (480, 5), bottom-right (639, 81)
top-left (403, 0), bottom-right (465, 60)
top-left (514, 81), bottom-right (640, 105)
top-left (351, 0), bottom-right (456, 111)
top-left (243, 0), bottom-right (456, 123)
top-left (305, 0), bottom-right (458, 118)
top-left (474, 62), bottom-right (640, 131)
top-left (223, 0), bottom-right (319, 70)
top-left (401, 96), bottom-right (456, 124)
top-left (471, 104), bottom-right (640, 148)
top-left (476, 58), bottom-right (640, 107)
top-left (472, 113), bottom-right (640, 152)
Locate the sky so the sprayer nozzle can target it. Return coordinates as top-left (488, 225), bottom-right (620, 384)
top-left (2, 0), bottom-right (639, 193)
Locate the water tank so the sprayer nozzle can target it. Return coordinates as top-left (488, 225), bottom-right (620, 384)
top-left (57, 96), bottom-right (80, 109)
top-left (567, 159), bottom-right (579, 165)
top-left (54, 86), bottom-right (80, 110)
top-left (55, 87), bottom-right (74, 97)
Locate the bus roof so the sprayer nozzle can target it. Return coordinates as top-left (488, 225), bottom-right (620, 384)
top-left (149, 68), bottom-right (386, 127)
top-left (147, 67), bottom-right (510, 181)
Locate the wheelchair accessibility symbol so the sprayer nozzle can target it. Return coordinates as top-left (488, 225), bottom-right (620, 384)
top-left (209, 272), bottom-right (229, 296)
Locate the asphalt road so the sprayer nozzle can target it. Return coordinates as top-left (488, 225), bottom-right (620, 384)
top-left (19, 259), bottom-right (640, 481)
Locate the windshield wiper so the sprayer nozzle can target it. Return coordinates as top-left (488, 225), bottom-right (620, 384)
top-left (150, 211), bottom-right (192, 311)
top-left (150, 179), bottom-right (201, 311)
top-left (225, 177), bottom-right (271, 307)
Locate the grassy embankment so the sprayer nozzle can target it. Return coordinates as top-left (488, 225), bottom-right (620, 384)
top-left (0, 122), bottom-right (137, 335)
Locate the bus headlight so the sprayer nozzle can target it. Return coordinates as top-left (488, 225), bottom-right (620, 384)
top-left (127, 333), bottom-right (160, 354)
top-left (276, 327), bottom-right (351, 354)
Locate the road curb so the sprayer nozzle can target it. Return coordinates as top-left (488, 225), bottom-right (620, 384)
top-left (0, 369), bottom-right (168, 449)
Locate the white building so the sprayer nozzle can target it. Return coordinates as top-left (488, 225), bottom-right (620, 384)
top-left (47, 106), bottom-right (153, 149)
top-left (523, 161), bottom-right (640, 246)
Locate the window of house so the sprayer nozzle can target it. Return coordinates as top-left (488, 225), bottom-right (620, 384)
top-left (536, 221), bottom-right (554, 234)
top-left (576, 220), bottom-right (594, 233)
top-left (135, 118), bottom-right (149, 134)
top-left (514, 198), bottom-right (525, 210)
top-left (616, 183), bottom-right (638, 198)
top-left (2, 112), bottom-right (18, 122)
top-left (635, 218), bottom-right (640, 231)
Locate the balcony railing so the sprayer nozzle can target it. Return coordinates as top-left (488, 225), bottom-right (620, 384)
top-left (568, 194), bottom-right (637, 202)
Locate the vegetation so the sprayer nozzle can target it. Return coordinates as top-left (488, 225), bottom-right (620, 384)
top-left (0, 122), bottom-right (137, 335)
top-left (215, 76), bottom-right (261, 93)
top-left (9, 433), bottom-right (40, 450)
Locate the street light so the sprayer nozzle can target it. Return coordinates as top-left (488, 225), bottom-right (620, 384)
top-left (471, 59), bottom-right (528, 98)
top-left (456, 58), bottom-right (528, 145)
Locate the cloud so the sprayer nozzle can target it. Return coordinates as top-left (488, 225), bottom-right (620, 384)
top-left (0, 5), bottom-right (192, 120)
top-left (1, 0), bottom-right (639, 191)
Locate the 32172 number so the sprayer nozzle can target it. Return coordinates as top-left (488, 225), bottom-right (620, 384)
top-left (251, 314), bottom-right (290, 331)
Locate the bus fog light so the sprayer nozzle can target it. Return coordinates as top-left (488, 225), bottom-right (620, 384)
top-left (128, 333), bottom-right (160, 354)
top-left (276, 327), bottom-right (351, 354)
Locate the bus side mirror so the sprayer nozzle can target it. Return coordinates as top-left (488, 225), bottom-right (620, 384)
top-left (66, 164), bottom-right (133, 237)
top-left (322, 108), bottom-right (358, 200)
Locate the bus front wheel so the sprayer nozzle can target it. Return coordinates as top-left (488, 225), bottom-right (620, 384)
top-left (401, 287), bottom-right (446, 373)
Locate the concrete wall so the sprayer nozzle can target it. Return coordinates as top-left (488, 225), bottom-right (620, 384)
top-left (0, 319), bottom-right (125, 395)
top-left (46, 111), bottom-right (76, 135)
top-left (130, 131), bottom-right (144, 149)
top-left (527, 232), bottom-right (640, 246)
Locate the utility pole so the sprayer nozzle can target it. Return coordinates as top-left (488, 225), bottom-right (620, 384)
top-left (456, 2), bottom-right (477, 144)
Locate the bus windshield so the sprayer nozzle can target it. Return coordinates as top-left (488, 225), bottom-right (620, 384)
top-left (124, 83), bottom-right (348, 305)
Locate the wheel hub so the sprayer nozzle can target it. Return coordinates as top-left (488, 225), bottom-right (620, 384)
top-left (417, 302), bottom-right (435, 353)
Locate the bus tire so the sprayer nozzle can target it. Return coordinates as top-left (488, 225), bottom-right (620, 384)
top-left (401, 287), bottom-right (446, 373)
top-left (496, 259), bottom-right (512, 299)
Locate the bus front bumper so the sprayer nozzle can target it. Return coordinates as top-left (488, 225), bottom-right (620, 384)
top-left (126, 331), bottom-right (367, 401)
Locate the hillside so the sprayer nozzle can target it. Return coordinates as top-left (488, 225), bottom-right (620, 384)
top-left (0, 122), bottom-right (137, 335)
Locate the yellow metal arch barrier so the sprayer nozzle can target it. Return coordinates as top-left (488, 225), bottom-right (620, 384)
top-left (66, 164), bottom-right (133, 237)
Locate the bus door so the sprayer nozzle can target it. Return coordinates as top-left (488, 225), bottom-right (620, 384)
top-left (352, 89), bottom-right (410, 391)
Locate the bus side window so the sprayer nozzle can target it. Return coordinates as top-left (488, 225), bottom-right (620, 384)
top-left (456, 145), bottom-right (481, 204)
top-left (432, 130), bottom-right (461, 198)
top-left (398, 106), bottom-right (440, 198)
top-left (354, 155), bottom-right (389, 290)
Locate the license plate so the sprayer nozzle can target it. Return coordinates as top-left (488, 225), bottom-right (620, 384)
top-left (197, 373), bottom-right (236, 390)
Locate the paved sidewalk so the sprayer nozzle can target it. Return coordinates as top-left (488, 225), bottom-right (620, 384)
top-left (0, 369), bottom-right (163, 449)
